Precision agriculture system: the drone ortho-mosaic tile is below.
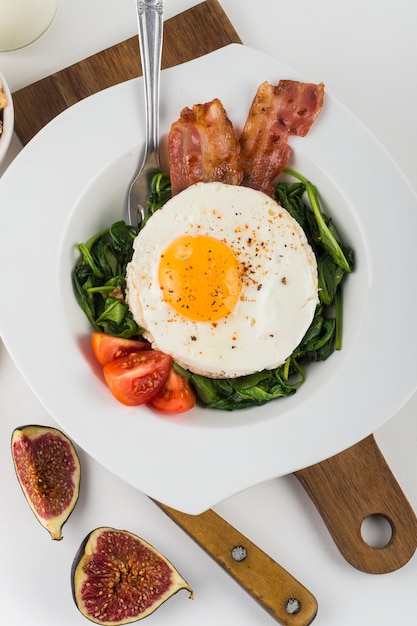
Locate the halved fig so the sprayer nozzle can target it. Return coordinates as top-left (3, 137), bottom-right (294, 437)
top-left (72, 527), bottom-right (193, 624)
top-left (11, 425), bottom-right (81, 540)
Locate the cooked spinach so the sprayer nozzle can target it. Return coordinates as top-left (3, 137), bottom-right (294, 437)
top-left (72, 170), bottom-right (354, 410)
top-left (278, 168), bottom-right (354, 351)
top-left (148, 172), bottom-right (172, 214)
top-left (72, 221), bottom-right (142, 338)
top-left (176, 362), bottom-right (303, 410)
top-left (283, 168), bottom-right (353, 274)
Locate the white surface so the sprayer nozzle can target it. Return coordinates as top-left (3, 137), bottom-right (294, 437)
top-left (0, 1), bottom-right (417, 624)
top-left (1, 41), bottom-right (417, 515)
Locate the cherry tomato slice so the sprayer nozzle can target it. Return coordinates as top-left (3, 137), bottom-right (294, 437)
top-left (91, 332), bottom-right (148, 366)
top-left (103, 350), bottom-right (172, 406)
top-left (149, 369), bottom-right (196, 414)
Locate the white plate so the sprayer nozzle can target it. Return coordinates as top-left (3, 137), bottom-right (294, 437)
top-left (1, 44), bottom-right (417, 514)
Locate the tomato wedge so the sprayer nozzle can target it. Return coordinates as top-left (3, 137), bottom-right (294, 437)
top-left (149, 369), bottom-right (196, 414)
top-left (91, 332), bottom-right (148, 366)
top-left (103, 350), bottom-right (172, 406)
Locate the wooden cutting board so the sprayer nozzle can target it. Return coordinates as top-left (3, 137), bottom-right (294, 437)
top-left (11, 0), bottom-right (417, 580)
top-left (12, 0), bottom-right (241, 145)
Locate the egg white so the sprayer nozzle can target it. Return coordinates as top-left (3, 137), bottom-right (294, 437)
top-left (126, 182), bottom-right (318, 378)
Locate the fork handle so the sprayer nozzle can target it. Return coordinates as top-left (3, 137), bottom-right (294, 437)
top-left (136, 0), bottom-right (164, 159)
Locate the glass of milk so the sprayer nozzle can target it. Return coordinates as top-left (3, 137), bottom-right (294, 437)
top-left (0, 0), bottom-right (58, 52)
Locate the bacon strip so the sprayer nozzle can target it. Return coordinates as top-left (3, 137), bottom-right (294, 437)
top-left (239, 80), bottom-right (325, 197)
top-left (168, 98), bottom-right (243, 195)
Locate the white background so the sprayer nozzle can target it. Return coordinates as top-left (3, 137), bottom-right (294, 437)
top-left (1, 1), bottom-right (417, 624)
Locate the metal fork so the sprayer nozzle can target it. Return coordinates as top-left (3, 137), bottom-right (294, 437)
top-left (128, 0), bottom-right (164, 227)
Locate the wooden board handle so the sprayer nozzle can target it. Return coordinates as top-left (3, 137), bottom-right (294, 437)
top-left (156, 503), bottom-right (318, 626)
top-left (295, 434), bottom-right (417, 573)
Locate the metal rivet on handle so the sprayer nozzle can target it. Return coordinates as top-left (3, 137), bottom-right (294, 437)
top-left (285, 597), bottom-right (301, 614)
top-left (231, 545), bottom-right (247, 562)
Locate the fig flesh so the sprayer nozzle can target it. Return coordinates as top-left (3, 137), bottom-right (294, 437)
top-left (11, 425), bottom-right (81, 540)
top-left (72, 527), bottom-right (193, 625)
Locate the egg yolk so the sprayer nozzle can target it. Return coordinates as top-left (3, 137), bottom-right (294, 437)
top-left (158, 235), bottom-right (242, 321)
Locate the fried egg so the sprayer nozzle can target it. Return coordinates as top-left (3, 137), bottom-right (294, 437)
top-left (126, 182), bottom-right (318, 378)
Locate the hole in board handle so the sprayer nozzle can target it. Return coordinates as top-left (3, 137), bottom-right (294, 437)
top-left (361, 514), bottom-right (393, 549)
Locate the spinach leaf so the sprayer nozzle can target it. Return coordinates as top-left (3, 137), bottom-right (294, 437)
top-left (72, 221), bottom-right (142, 338)
top-left (283, 167), bottom-right (353, 273)
top-left (185, 369), bottom-right (299, 410)
top-left (142, 172), bottom-right (172, 227)
top-left (317, 253), bottom-right (345, 306)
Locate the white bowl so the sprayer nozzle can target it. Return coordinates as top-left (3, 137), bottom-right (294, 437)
top-left (0, 71), bottom-right (14, 168)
